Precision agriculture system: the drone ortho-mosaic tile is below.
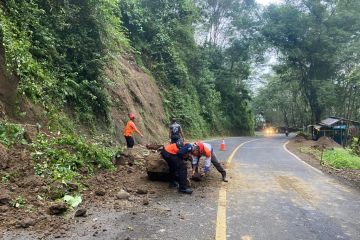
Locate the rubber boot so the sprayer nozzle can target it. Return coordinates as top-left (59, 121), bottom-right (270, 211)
top-left (179, 187), bottom-right (193, 194)
top-left (222, 172), bottom-right (228, 182)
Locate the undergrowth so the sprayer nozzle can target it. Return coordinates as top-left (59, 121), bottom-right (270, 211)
top-left (323, 148), bottom-right (360, 170)
top-left (300, 147), bottom-right (360, 170)
top-left (0, 121), bottom-right (26, 147)
top-left (31, 133), bottom-right (116, 184)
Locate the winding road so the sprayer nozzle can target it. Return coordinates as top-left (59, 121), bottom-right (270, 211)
top-left (5, 135), bottom-right (360, 240)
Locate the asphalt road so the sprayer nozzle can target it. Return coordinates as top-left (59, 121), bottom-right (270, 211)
top-left (223, 135), bottom-right (360, 240)
top-left (4, 135), bottom-right (360, 240)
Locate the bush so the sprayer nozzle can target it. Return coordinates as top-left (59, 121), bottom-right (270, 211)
top-left (31, 133), bottom-right (116, 183)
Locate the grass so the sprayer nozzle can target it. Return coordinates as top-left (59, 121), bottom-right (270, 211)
top-left (300, 147), bottom-right (360, 170)
top-left (323, 148), bottom-right (360, 170)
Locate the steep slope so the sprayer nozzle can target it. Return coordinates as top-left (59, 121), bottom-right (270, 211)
top-left (106, 54), bottom-right (168, 143)
top-left (0, 48), bottom-right (168, 143)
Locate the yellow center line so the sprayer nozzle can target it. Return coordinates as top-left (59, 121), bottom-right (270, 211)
top-left (215, 139), bottom-right (259, 240)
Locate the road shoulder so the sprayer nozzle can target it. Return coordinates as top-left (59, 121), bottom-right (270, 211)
top-left (285, 138), bottom-right (360, 190)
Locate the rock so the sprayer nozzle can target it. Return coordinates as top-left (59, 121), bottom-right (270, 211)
top-left (146, 152), bottom-right (170, 181)
top-left (146, 144), bottom-right (163, 150)
top-left (112, 151), bottom-right (127, 166)
top-left (75, 208), bottom-right (87, 217)
top-left (19, 218), bottom-right (36, 228)
top-left (142, 196), bottom-right (149, 206)
top-left (0, 143), bottom-right (8, 170)
top-left (136, 189), bottom-right (148, 195)
top-left (49, 203), bottom-right (67, 215)
top-left (95, 189), bottom-right (106, 196)
top-left (66, 182), bottom-right (79, 191)
top-left (0, 194), bottom-right (10, 205)
top-left (116, 190), bottom-right (130, 200)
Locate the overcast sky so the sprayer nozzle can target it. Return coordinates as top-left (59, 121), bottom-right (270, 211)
top-left (256, 0), bottom-right (283, 5)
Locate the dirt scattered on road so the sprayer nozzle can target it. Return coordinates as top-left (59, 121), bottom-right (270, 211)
top-left (0, 143), bottom-right (219, 238)
top-left (276, 175), bottom-right (317, 205)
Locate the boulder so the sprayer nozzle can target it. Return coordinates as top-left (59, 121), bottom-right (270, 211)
top-left (145, 152), bottom-right (170, 181)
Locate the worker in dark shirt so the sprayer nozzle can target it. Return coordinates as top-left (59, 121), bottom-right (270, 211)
top-left (169, 117), bottom-right (185, 144)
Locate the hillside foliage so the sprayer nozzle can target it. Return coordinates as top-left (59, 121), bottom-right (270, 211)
top-left (0, 0), bottom-right (255, 137)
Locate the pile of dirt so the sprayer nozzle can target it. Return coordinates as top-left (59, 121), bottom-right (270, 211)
top-left (312, 136), bottom-right (340, 149)
top-left (112, 144), bottom-right (170, 181)
top-left (294, 132), bottom-right (310, 142)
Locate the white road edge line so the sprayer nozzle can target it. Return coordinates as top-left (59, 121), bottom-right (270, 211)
top-left (283, 141), bottom-right (324, 175)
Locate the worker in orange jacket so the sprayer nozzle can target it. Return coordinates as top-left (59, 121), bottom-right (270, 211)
top-left (123, 113), bottom-right (143, 148)
top-left (161, 142), bottom-right (193, 194)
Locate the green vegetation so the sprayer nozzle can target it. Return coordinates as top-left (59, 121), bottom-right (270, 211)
top-left (0, 122), bottom-right (26, 147)
top-left (300, 147), bottom-right (360, 170)
top-left (63, 195), bottom-right (82, 208)
top-left (31, 134), bottom-right (116, 183)
top-left (120, 0), bottom-right (256, 136)
top-left (323, 148), bottom-right (360, 170)
top-left (254, 0), bottom-right (360, 127)
top-left (10, 196), bottom-right (27, 208)
top-left (0, 0), bottom-right (129, 125)
top-left (0, 0), bottom-right (255, 137)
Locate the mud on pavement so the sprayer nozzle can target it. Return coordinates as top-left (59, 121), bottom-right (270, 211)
top-left (1, 144), bottom-right (222, 239)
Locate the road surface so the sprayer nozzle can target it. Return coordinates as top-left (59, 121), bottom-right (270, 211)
top-left (5, 135), bottom-right (360, 239)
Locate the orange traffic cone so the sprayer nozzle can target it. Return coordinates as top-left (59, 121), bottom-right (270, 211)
top-left (220, 139), bottom-right (226, 151)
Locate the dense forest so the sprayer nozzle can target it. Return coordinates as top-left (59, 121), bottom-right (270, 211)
top-left (1, 0), bottom-right (360, 136)
top-left (0, 0), bottom-right (259, 138)
top-left (254, 0), bottom-right (360, 127)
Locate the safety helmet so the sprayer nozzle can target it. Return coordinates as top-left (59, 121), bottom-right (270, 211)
top-left (128, 113), bottom-right (135, 120)
top-left (193, 142), bottom-right (204, 154)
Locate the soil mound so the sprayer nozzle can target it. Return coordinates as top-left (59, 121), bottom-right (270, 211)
top-left (312, 136), bottom-right (340, 149)
top-left (294, 133), bottom-right (309, 142)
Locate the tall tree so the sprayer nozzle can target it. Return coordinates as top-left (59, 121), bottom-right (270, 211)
top-left (262, 0), bottom-right (360, 122)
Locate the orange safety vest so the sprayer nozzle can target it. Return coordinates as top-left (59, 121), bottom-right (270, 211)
top-left (123, 120), bottom-right (136, 136)
top-left (164, 143), bottom-right (179, 155)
